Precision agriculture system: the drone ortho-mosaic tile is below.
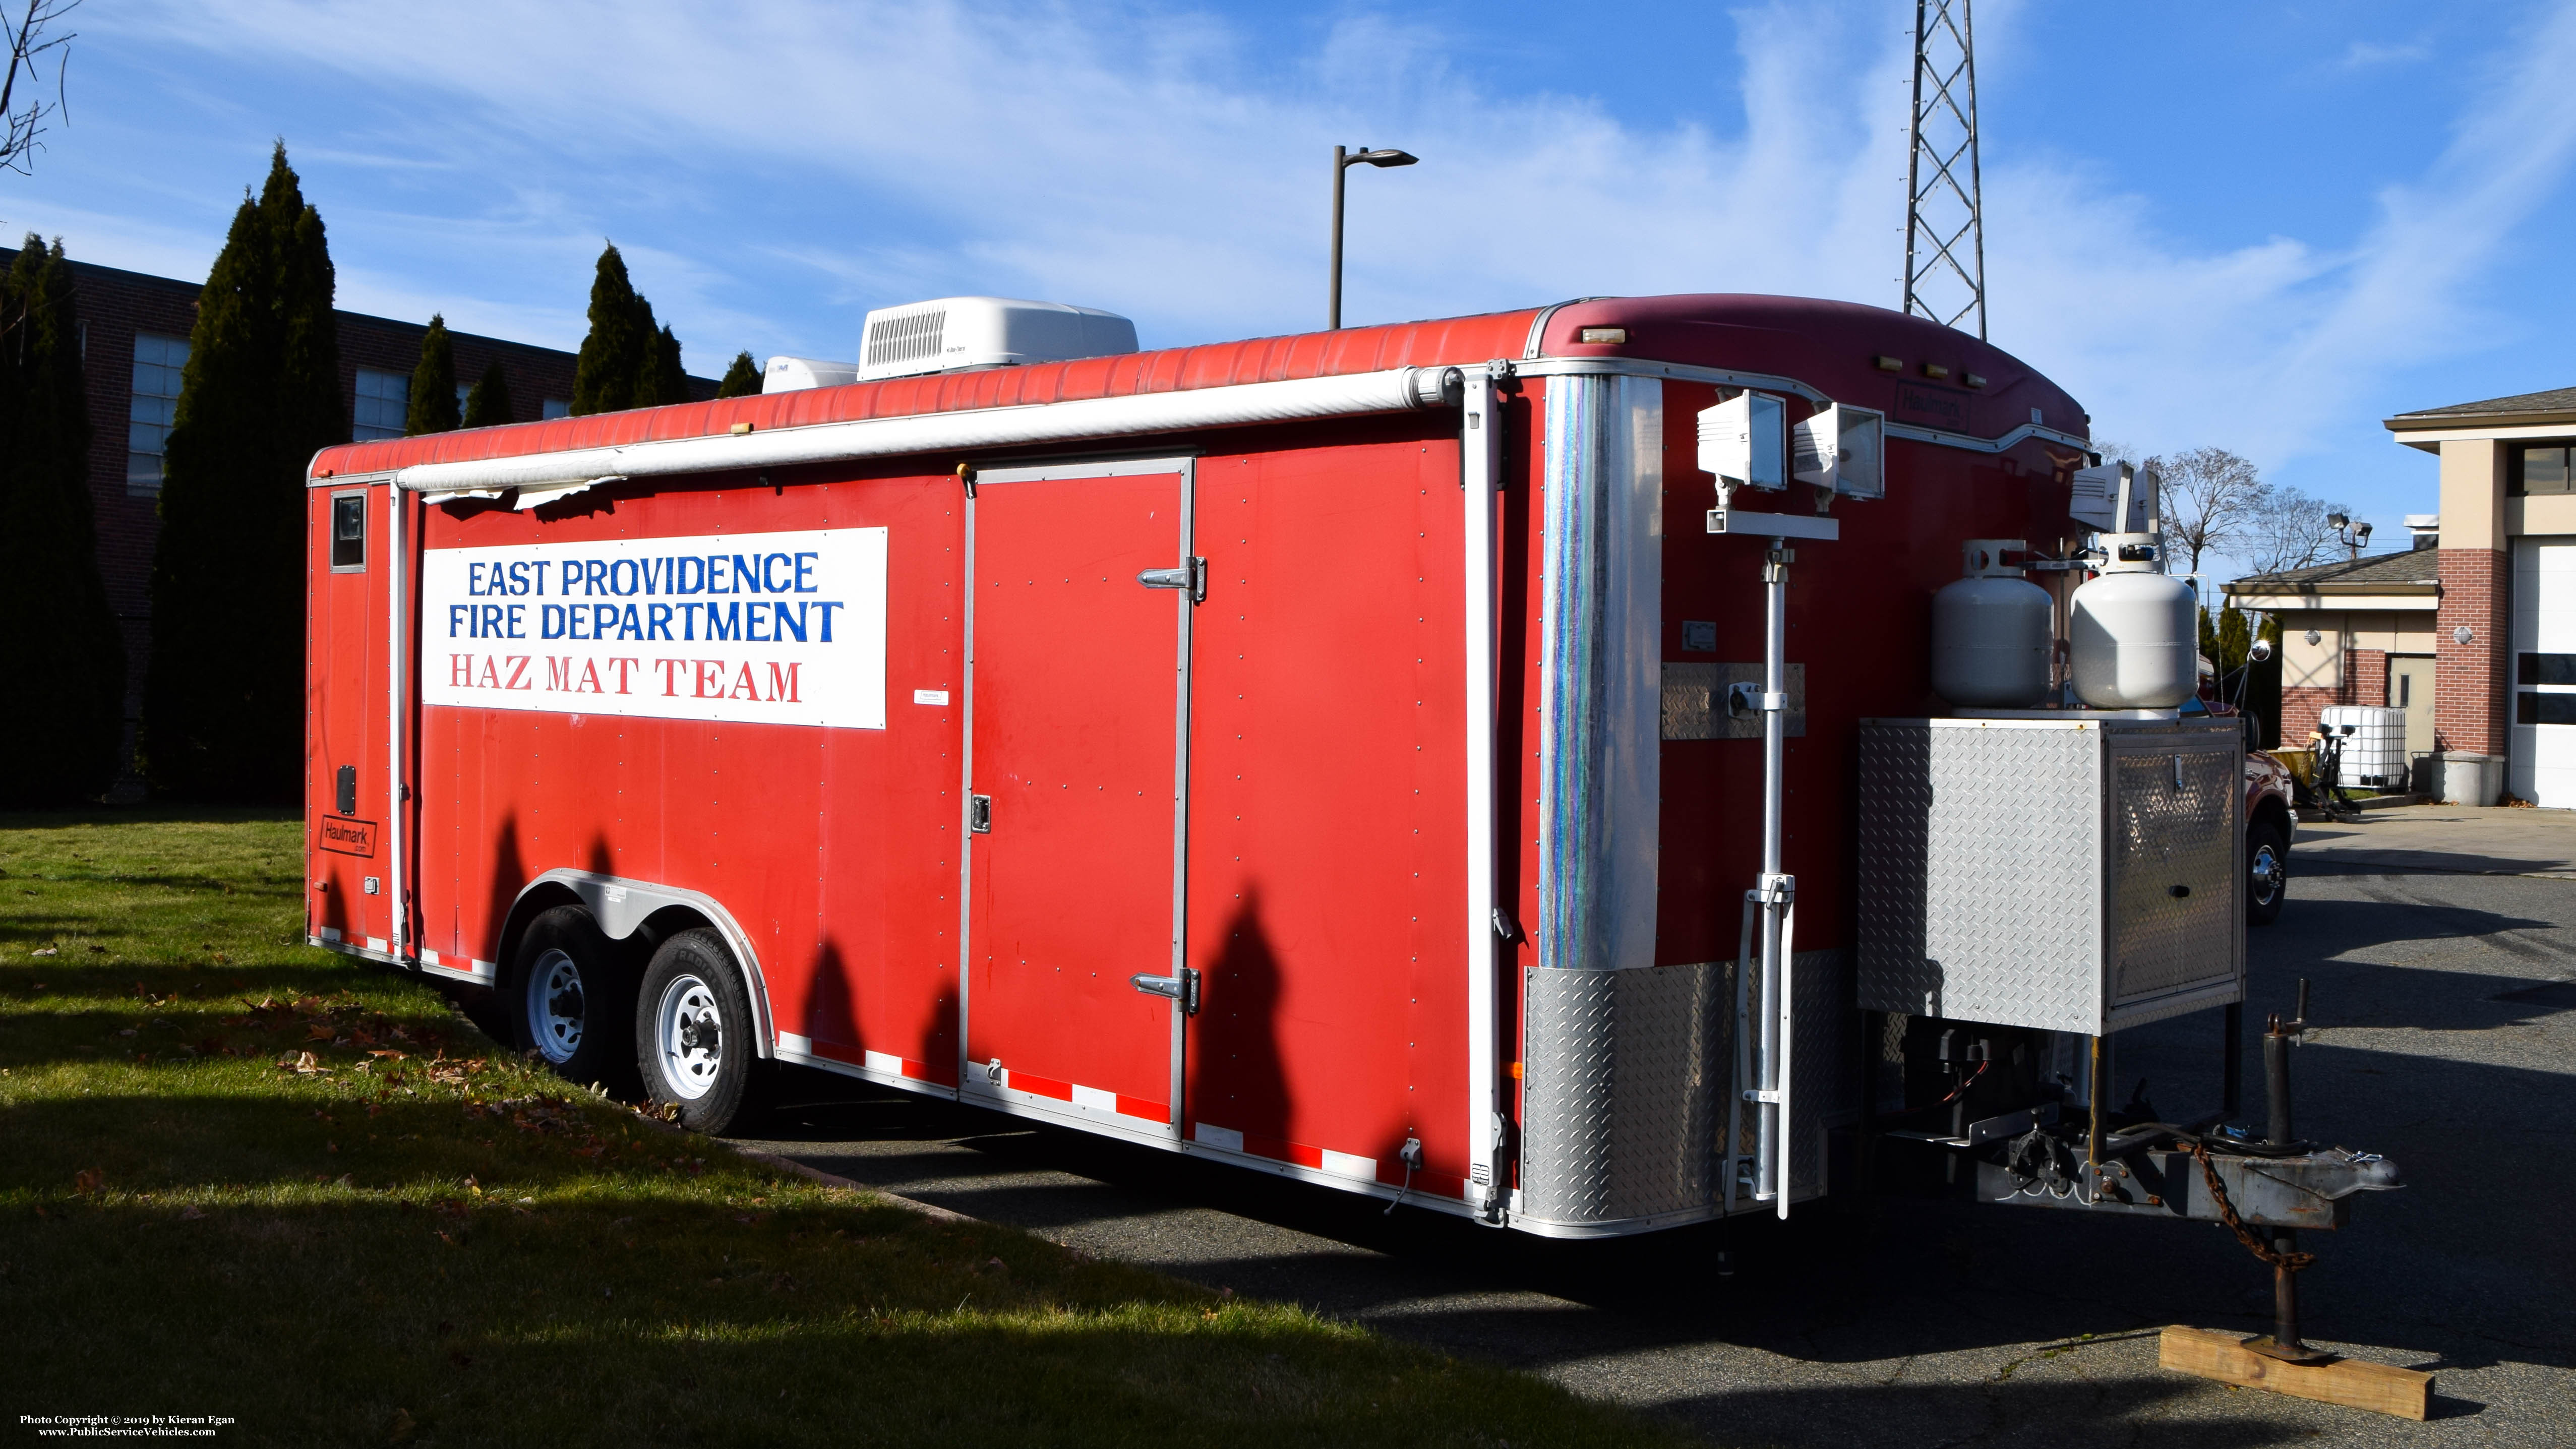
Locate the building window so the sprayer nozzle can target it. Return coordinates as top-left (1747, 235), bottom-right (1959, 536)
top-left (2517, 691), bottom-right (2576, 726)
top-left (541, 398), bottom-right (572, 420)
top-left (2518, 652), bottom-right (2576, 686)
top-left (2508, 442), bottom-right (2573, 497)
top-left (353, 367), bottom-right (409, 440)
top-left (127, 332), bottom-right (189, 496)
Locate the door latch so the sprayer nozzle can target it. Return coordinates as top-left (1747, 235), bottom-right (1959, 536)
top-left (1130, 967), bottom-right (1202, 1015)
top-left (1136, 557), bottom-right (1208, 604)
top-left (968, 794), bottom-right (992, 833)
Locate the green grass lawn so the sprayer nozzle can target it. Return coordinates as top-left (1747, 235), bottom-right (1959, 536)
top-left (1, 808), bottom-right (1693, 1448)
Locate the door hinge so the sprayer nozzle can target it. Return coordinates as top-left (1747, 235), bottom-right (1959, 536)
top-left (1136, 557), bottom-right (1208, 604)
top-left (1130, 966), bottom-right (1202, 1015)
top-left (968, 794), bottom-right (992, 833)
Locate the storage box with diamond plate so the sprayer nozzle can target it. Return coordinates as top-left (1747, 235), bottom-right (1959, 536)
top-left (1856, 716), bottom-right (2245, 1034)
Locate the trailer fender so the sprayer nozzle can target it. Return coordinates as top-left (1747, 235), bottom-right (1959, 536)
top-left (502, 870), bottom-right (776, 1059)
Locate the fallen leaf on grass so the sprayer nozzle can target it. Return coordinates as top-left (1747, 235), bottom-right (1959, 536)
top-left (31, 947), bottom-right (56, 956)
top-left (73, 1169), bottom-right (103, 1195)
top-left (306, 1024), bottom-right (336, 1041)
top-left (388, 1408), bottom-right (415, 1442)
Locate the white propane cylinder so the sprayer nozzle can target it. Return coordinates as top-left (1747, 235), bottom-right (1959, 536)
top-left (1932, 539), bottom-right (2053, 708)
top-left (2069, 536), bottom-right (2197, 708)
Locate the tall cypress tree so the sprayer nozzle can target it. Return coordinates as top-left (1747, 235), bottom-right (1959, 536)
top-left (646, 323), bottom-right (688, 406)
top-left (570, 243), bottom-right (650, 415)
top-left (406, 313), bottom-right (460, 435)
top-left (461, 359), bottom-right (514, 428)
top-left (0, 236), bottom-right (126, 805)
top-left (716, 350), bottom-right (760, 398)
top-left (144, 143), bottom-right (342, 800)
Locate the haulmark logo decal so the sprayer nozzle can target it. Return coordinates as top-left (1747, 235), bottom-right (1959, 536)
top-left (318, 816), bottom-right (379, 857)
top-left (421, 527), bottom-right (888, 730)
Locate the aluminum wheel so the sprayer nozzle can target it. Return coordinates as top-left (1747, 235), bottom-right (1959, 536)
top-left (2250, 841), bottom-right (2286, 909)
top-left (652, 973), bottom-right (724, 1101)
top-left (524, 948), bottom-right (586, 1064)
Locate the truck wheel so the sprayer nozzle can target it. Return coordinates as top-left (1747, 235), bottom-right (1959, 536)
top-left (2247, 818), bottom-right (2290, 927)
top-left (637, 929), bottom-right (760, 1134)
top-left (512, 905), bottom-right (637, 1089)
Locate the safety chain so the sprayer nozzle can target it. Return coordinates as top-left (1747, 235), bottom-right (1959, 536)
top-left (2192, 1140), bottom-right (2316, 1271)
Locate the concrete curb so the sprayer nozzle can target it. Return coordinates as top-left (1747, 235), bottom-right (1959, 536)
top-left (726, 1142), bottom-right (976, 1225)
top-left (618, 1103), bottom-right (978, 1226)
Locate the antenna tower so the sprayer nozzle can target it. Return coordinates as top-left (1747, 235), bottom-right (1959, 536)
top-left (1903, 0), bottom-right (1986, 338)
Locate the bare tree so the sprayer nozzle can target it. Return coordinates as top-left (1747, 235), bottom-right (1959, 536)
top-left (1, 0), bottom-right (79, 179)
top-left (2242, 483), bottom-right (2359, 576)
top-left (2155, 446), bottom-right (2265, 577)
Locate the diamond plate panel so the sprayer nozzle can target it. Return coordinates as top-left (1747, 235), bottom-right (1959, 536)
top-left (2107, 741), bottom-right (2242, 1003)
top-left (1856, 718), bottom-right (2246, 1036)
top-left (1522, 961), bottom-right (1723, 1226)
top-left (1856, 721), bottom-right (2103, 1034)
top-left (1659, 663), bottom-right (1806, 740)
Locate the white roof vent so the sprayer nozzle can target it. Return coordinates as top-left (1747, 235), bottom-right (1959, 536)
top-left (761, 356), bottom-right (860, 394)
top-left (857, 296), bottom-right (1138, 382)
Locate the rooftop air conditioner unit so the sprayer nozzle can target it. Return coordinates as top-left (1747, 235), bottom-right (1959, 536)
top-left (857, 296), bottom-right (1139, 382)
top-left (761, 357), bottom-right (861, 394)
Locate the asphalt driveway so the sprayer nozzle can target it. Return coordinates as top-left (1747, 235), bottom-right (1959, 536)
top-left (747, 804), bottom-right (2576, 1446)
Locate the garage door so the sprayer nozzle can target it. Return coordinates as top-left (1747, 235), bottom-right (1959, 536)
top-left (2509, 537), bottom-right (2576, 807)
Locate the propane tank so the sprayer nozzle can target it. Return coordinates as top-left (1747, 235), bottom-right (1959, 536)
top-left (2069, 534), bottom-right (2197, 708)
top-left (1932, 539), bottom-right (2053, 708)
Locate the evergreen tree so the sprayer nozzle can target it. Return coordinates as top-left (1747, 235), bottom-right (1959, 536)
top-left (716, 350), bottom-right (760, 398)
top-left (144, 143), bottom-right (342, 800)
top-left (406, 313), bottom-right (461, 435)
top-left (0, 236), bottom-right (126, 804)
top-left (570, 243), bottom-right (651, 415)
top-left (647, 323), bottom-right (688, 406)
top-left (461, 359), bottom-right (515, 429)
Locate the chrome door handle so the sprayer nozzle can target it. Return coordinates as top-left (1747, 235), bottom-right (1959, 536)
top-left (1130, 967), bottom-right (1201, 1015)
top-left (1136, 558), bottom-right (1207, 604)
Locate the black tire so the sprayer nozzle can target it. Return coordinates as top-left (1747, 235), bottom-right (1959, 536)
top-left (2247, 817), bottom-right (2290, 927)
top-left (510, 905), bottom-right (639, 1090)
top-left (635, 929), bottom-right (763, 1134)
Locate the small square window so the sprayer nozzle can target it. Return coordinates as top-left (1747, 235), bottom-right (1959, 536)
top-left (541, 398), bottom-right (572, 420)
top-left (331, 494), bottom-right (366, 570)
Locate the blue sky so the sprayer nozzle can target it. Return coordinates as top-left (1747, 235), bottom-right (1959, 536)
top-left (8, 1), bottom-right (2576, 579)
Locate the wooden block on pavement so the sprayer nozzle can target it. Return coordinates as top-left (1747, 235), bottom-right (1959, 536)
top-left (2160, 1325), bottom-right (2431, 1420)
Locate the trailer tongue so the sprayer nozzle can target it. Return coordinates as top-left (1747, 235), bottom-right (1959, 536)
top-left (303, 291), bottom-right (2401, 1366)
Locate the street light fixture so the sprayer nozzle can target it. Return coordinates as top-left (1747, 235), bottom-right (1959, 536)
top-left (2325, 512), bottom-right (2372, 562)
top-left (1330, 145), bottom-right (1418, 330)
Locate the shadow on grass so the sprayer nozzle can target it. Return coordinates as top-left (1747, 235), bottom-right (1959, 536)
top-left (9, 1184), bottom-right (1688, 1449)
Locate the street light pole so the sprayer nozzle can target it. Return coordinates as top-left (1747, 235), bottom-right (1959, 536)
top-left (1329, 144), bottom-right (1419, 330)
top-left (1330, 145), bottom-right (1347, 331)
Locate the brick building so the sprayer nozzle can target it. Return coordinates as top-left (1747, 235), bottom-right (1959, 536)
top-left (4, 250), bottom-right (715, 781)
top-left (2225, 384), bottom-right (2576, 807)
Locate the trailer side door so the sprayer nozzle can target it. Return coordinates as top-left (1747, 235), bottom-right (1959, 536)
top-left (962, 457), bottom-right (1194, 1139)
top-left (307, 482), bottom-right (396, 955)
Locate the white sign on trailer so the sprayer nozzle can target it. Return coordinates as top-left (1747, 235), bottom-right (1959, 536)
top-left (420, 527), bottom-right (888, 730)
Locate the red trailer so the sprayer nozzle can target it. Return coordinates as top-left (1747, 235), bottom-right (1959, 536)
top-left (304, 295), bottom-right (2396, 1292)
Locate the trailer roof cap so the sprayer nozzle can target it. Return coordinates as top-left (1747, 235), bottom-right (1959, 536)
top-left (858, 296), bottom-right (1139, 383)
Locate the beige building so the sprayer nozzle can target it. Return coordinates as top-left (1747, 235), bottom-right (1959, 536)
top-left (2224, 545), bottom-right (2439, 761)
